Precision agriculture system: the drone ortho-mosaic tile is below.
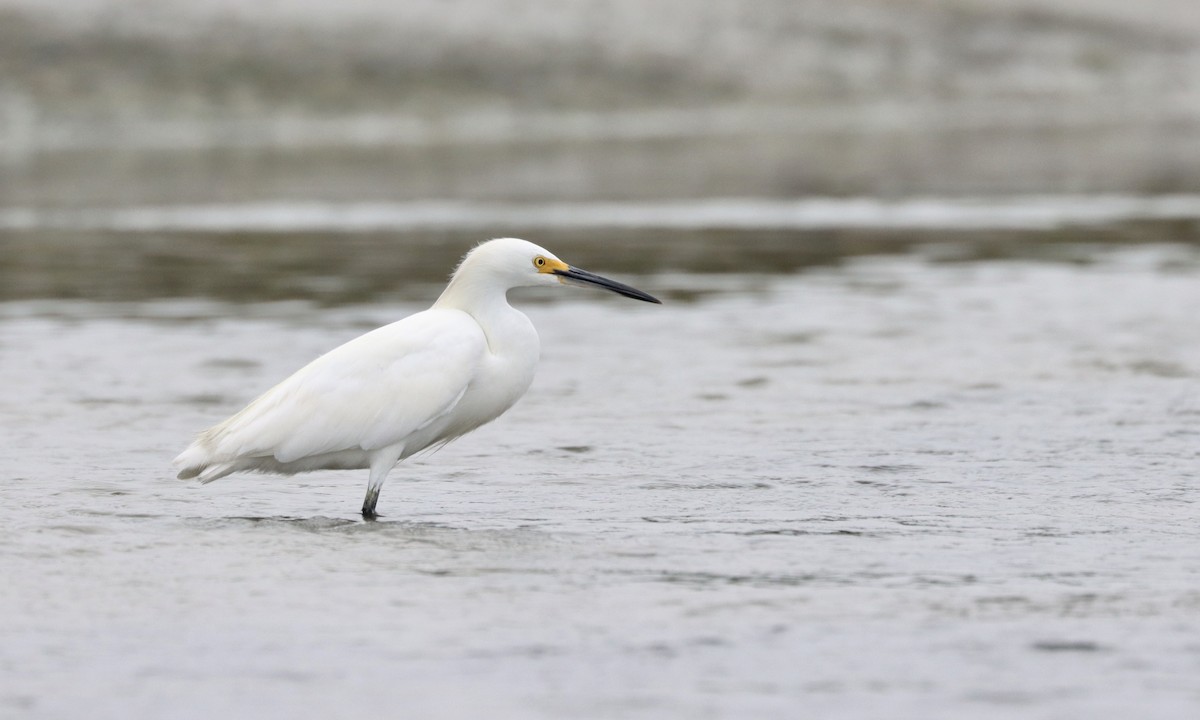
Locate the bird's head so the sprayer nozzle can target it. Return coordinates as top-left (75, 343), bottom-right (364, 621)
top-left (452, 238), bottom-right (661, 303)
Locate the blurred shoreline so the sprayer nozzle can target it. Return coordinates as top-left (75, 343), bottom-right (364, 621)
top-left (4, 0), bottom-right (1200, 305)
top-left (2, 0), bottom-right (1200, 201)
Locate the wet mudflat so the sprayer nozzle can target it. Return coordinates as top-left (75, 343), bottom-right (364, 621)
top-left (1, 242), bottom-right (1199, 718)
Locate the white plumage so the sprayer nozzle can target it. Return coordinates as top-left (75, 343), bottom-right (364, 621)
top-left (174, 237), bottom-right (660, 518)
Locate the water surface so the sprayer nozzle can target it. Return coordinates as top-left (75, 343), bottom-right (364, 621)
top-left (2, 243), bottom-right (1198, 718)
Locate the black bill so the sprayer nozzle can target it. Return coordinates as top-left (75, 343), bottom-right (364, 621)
top-left (554, 267), bottom-right (662, 304)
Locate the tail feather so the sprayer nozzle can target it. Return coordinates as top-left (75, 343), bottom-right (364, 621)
top-left (176, 465), bottom-right (202, 480)
top-left (173, 440), bottom-right (237, 484)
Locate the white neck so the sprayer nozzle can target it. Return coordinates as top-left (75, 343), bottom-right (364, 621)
top-left (433, 272), bottom-right (536, 358)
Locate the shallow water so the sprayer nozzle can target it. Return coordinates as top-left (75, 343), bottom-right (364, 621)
top-left (2, 245), bottom-right (1200, 718)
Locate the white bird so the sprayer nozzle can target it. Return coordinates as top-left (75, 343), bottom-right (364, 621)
top-left (174, 238), bottom-right (660, 519)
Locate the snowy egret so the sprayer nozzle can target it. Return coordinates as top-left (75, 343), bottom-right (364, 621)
top-left (174, 238), bottom-right (660, 519)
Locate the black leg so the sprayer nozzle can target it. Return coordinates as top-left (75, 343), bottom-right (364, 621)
top-left (363, 453), bottom-right (398, 521)
top-left (362, 484), bottom-right (381, 521)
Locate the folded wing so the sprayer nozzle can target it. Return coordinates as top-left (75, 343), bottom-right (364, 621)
top-left (175, 308), bottom-right (486, 480)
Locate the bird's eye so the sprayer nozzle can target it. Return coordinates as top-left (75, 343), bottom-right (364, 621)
top-left (534, 257), bottom-right (546, 268)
